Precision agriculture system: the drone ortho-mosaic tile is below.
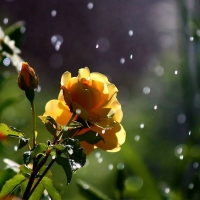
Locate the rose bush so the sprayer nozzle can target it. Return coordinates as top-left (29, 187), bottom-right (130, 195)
top-left (43, 67), bottom-right (126, 155)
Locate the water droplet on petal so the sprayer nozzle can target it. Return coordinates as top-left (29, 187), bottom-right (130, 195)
top-left (102, 129), bottom-right (105, 134)
top-left (87, 2), bottom-right (94, 9)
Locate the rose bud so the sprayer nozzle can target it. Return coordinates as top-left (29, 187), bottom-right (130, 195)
top-left (17, 62), bottom-right (39, 91)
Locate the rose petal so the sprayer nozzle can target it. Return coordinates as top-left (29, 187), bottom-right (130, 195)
top-left (61, 71), bottom-right (71, 88)
top-left (90, 72), bottom-right (110, 84)
top-left (91, 123), bottom-right (126, 151)
top-left (78, 67), bottom-right (90, 80)
top-left (43, 100), bottom-right (72, 125)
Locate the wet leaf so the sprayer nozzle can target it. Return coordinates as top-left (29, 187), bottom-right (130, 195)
top-left (56, 156), bottom-right (72, 184)
top-left (41, 177), bottom-right (62, 200)
top-left (23, 143), bottom-right (47, 165)
top-left (76, 179), bottom-right (110, 200)
top-left (39, 166), bottom-right (52, 178)
top-left (61, 138), bottom-right (86, 170)
top-left (74, 130), bottom-right (104, 144)
top-left (68, 121), bottom-right (83, 129)
top-left (19, 165), bottom-right (32, 177)
top-left (0, 174), bottom-right (26, 197)
top-left (18, 138), bottom-right (29, 150)
top-left (0, 123), bottom-right (25, 138)
top-left (39, 116), bottom-right (57, 136)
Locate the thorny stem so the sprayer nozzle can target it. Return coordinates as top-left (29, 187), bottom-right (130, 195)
top-left (27, 158), bottom-right (56, 199)
top-left (23, 112), bottom-right (77, 199)
top-left (30, 101), bottom-right (37, 148)
top-left (22, 153), bottom-right (50, 199)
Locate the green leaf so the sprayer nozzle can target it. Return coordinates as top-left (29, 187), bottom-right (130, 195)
top-left (31, 143), bottom-right (47, 159)
top-left (0, 123), bottom-right (25, 138)
top-left (53, 144), bottom-right (67, 152)
top-left (18, 138), bottom-right (29, 150)
top-left (38, 116), bottom-right (57, 136)
top-left (76, 179), bottom-right (110, 200)
top-left (19, 165), bottom-right (32, 177)
top-left (23, 143), bottom-right (47, 165)
top-left (74, 130), bottom-right (104, 144)
top-left (0, 173), bottom-right (26, 197)
top-left (41, 177), bottom-right (62, 200)
top-left (68, 121), bottom-right (83, 129)
top-left (62, 138), bottom-right (86, 170)
top-left (56, 156), bottom-right (72, 184)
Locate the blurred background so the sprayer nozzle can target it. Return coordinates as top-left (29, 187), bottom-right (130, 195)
top-left (1, 0), bottom-right (200, 199)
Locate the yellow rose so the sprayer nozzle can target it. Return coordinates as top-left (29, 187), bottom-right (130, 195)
top-left (43, 67), bottom-right (126, 155)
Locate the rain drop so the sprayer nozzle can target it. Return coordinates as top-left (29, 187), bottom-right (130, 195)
top-left (188, 183), bottom-right (194, 189)
top-left (95, 152), bottom-right (101, 158)
top-left (102, 129), bottom-right (105, 134)
top-left (179, 155), bottom-right (184, 160)
top-left (14, 146), bottom-right (18, 151)
top-left (140, 124), bottom-right (144, 129)
top-left (120, 58), bottom-right (125, 64)
top-left (98, 157), bottom-right (103, 163)
top-left (189, 131), bottom-right (191, 135)
top-left (134, 135), bottom-right (140, 141)
top-left (174, 144), bottom-right (188, 158)
top-left (35, 85), bottom-right (41, 92)
top-left (130, 54), bottom-right (133, 59)
top-left (76, 109), bottom-right (81, 115)
top-left (108, 164), bottom-right (113, 170)
top-left (3, 18), bottom-right (9, 24)
top-left (189, 36), bottom-right (194, 41)
top-left (51, 35), bottom-right (63, 51)
top-left (96, 38), bottom-right (110, 52)
top-left (83, 184), bottom-right (89, 189)
top-left (128, 30), bottom-right (133, 36)
top-left (165, 188), bottom-right (170, 194)
top-left (20, 26), bottom-right (26, 33)
top-left (117, 163), bottom-right (124, 170)
top-left (3, 57), bottom-right (11, 66)
top-left (177, 113), bottom-right (186, 124)
top-left (193, 162), bottom-right (199, 169)
top-left (154, 105), bottom-right (157, 110)
top-left (155, 65), bottom-right (164, 76)
top-left (174, 70), bottom-right (178, 75)
top-left (51, 10), bottom-right (57, 17)
top-left (87, 2), bottom-right (94, 10)
top-left (143, 87), bottom-right (150, 94)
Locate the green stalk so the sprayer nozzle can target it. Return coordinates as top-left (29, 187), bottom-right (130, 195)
top-left (30, 101), bottom-right (37, 148)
